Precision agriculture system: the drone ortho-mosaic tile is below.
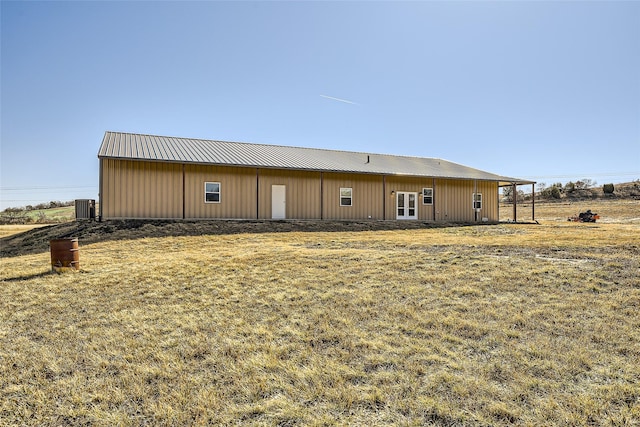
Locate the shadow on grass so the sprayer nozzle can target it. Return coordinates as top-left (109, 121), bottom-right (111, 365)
top-left (1, 269), bottom-right (55, 282)
top-left (0, 219), bottom-right (499, 259)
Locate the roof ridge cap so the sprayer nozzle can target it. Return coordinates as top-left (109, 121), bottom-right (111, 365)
top-left (103, 131), bottom-right (444, 161)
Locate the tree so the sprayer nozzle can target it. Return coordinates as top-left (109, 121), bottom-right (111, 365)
top-left (549, 186), bottom-right (561, 199)
top-left (603, 183), bottom-right (615, 194)
top-left (517, 190), bottom-right (526, 201)
top-left (502, 187), bottom-right (527, 203)
top-left (539, 183), bottom-right (562, 199)
top-left (536, 183), bottom-right (547, 194)
top-left (0, 208), bottom-right (29, 225)
top-left (502, 186), bottom-right (513, 202)
top-left (565, 181), bottom-right (576, 193)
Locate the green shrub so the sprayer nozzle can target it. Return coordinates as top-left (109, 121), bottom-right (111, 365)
top-left (565, 181), bottom-right (576, 193)
top-left (539, 183), bottom-right (563, 199)
top-left (603, 183), bottom-right (615, 194)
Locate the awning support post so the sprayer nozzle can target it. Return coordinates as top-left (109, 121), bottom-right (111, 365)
top-left (532, 183), bottom-right (535, 222)
top-left (512, 183), bottom-right (517, 223)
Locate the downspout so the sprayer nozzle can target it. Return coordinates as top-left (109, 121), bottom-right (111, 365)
top-left (382, 175), bottom-right (386, 220)
top-left (98, 158), bottom-right (103, 221)
top-left (320, 172), bottom-right (324, 220)
top-left (432, 178), bottom-right (436, 221)
top-left (182, 164), bottom-right (186, 219)
top-left (256, 168), bottom-right (260, 219)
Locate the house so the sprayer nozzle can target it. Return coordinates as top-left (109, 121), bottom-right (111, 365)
top-left (98, 131), bottom-right (534, 221)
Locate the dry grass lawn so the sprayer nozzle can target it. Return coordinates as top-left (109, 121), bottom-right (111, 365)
top-left (1, 201), bottom-right (639, 425)
top-left (0, 224), bottom-right (49, 239)
top-left (501, 199), bottom-right (640, 223)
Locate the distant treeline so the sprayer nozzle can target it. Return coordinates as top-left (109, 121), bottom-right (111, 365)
top-left (502, 180), bottom-right (640, 203)
top-left (0, 200), bottom-right (74, 224)
top-left (3, 200), bottom-right (75, 212)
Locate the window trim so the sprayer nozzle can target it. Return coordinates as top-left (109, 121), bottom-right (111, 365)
top-left (422, 187), bottom-right (433, 205)
top-left (340, 187), bottom-right (353, 207)
top-left (473, 192), bottom-right (482, 210)
top-left (205, 181), bottom-right (221, 204)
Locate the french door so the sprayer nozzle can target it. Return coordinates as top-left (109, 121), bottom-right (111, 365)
top-left (396, 192), bottom-right (417, 220)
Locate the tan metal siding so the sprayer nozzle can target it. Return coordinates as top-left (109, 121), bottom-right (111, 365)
top-left (434, 179), bottom-right (471, 222)
top-left (385, 176), bottom-right (436, 221)
top-left (322, 173), bottom-right (383, 220)
top-left (476, 180), bottom-right (499, 221)
top-left (257, 169), bottom-right (322, 219)
top-left (100, 157), bottom-right (500, 222)
top-left (432, 179), bottom-right (498, 222)
top-left (101, 159), bottom-right (182, 219)
top-left (184, 165), bottom-right (257, 219)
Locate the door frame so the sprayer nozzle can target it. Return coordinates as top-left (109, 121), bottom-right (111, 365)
top-left (396, 191), bottom-right (418, 220)
top-left (271, 185), bottom-right (286, 219)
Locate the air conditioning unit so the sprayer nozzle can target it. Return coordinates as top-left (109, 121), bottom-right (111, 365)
top-left (75, 199), bottom-right (96, 220)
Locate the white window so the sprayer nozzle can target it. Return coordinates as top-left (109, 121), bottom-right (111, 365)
top-left (205, 182), bottom-right (221, 203)
top-left (422, 188), bottom-right (433, 205)
top-left (473, 193), bottom-right (482, 209)
top-left (340, 187), bottom-right (352, 206)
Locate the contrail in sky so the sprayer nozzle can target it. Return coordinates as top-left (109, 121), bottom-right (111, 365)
top-left (320, 94), bottom-right (359, 105)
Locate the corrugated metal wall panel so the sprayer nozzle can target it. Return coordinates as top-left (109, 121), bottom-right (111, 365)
top-left (101, 159), bottom-right (182, 219)
top-left (385, 176), bottom-right (436, 221)
top-left (322, 173), bottom-right (383, 220)
top-left (432, 179), bottom-right (497, 222)
top-left (477, 180), bottom-right (498, 221)
top-left (100, 158), bottom-right (500, 222)
top-left (258, 169), bottom-right (322, 219)
top-left (434, 179), bottom-right (471, 222)
top-left (184, 165), bottom-right (257, 219)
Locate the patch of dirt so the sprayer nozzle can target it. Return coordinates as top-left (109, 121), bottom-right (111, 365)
top-left (0, 219), bottom-right (480, 258)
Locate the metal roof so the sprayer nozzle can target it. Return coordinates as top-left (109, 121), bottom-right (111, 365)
top-left (98, 131), bottom-right (533, 185)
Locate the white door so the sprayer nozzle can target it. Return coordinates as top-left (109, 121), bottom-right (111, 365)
top-left (396, 192), bottom-right (418, 220)
top-left (272, 185), bottom-right (286, 219)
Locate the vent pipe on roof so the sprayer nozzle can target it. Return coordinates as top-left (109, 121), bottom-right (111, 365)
top-left (366, 155), bottom-right (370, 164)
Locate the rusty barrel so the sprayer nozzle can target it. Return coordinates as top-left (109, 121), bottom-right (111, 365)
top-left (50, 238), bottom-right (79, 271)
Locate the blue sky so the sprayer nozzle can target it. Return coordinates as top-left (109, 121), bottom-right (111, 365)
top-left (1, 1), bottom-right (639, 210)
